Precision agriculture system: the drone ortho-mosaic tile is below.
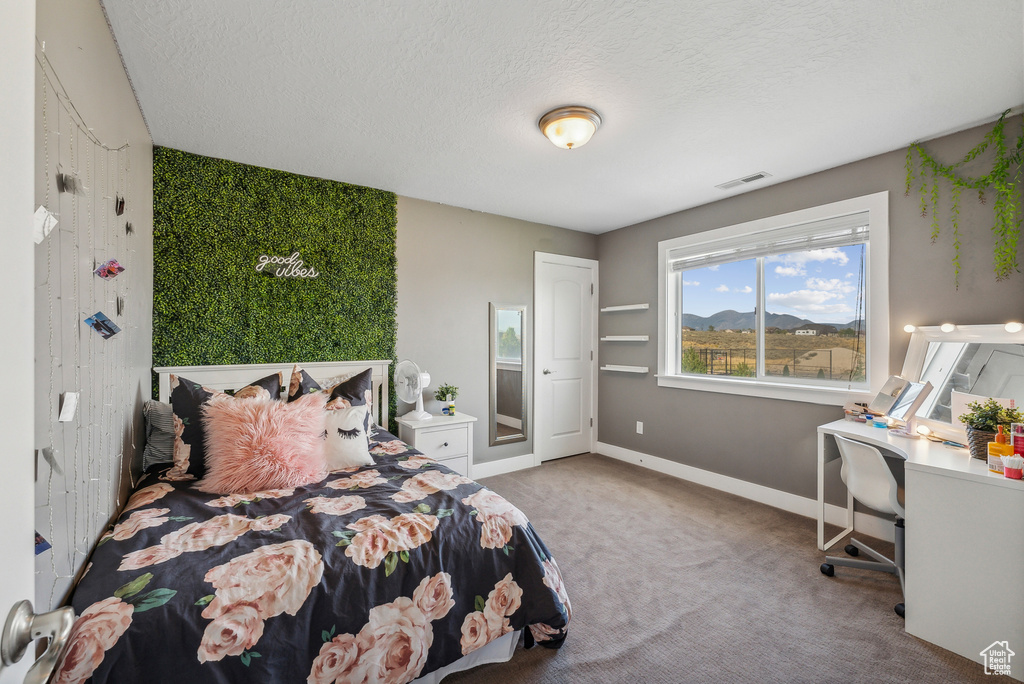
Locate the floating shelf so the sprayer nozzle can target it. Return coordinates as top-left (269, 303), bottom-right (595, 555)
top-left (600, 335), bottom-right (649, 342)
top-left (600, 365), bottom-right (649, 374)
top-left (600, 303), bottom-right (649, 313)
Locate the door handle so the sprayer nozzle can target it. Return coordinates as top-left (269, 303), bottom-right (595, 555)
top-left (542, 369), bottom-right (555, 375)
top-left (2, 600), bottom-right (75, 684)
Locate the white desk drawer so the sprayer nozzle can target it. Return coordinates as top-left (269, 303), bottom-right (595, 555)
top-left (416, 426), bottom-right (469, 459)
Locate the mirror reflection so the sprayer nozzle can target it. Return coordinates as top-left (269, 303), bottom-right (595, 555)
top-left (917, 342), bottom-right (1024, 423)
top-left (490, 304), bottom-right (527, 445)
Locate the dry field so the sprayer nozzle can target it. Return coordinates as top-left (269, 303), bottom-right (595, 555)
top-left (681, 330), bottom-right (865, 380)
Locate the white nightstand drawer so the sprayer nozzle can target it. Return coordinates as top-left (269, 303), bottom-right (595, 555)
top-left (437, 455), bottom-right (470, 478)
top-left (396, 413), bottom-right (476, 480)
top-left (417, 426), bottom-right (468, 459)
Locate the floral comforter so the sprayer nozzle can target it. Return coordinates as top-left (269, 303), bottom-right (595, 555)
top-left (55, 431), bottom-right (570, 684)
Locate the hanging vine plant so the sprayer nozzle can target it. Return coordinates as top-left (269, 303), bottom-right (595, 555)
top-left (905, 109), bottom-right (1023, 287)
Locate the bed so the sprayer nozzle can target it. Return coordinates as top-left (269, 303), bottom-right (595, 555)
top-left (53, 361), bottom-right (570, 684)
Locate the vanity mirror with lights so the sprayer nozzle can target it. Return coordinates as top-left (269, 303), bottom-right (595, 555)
top-left (900, 323), bottom-right (1024, 441)
top-left (489, 303), bottom-right (528, 446)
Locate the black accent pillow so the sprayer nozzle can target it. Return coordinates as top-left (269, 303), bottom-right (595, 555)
top-left (327, 369), bottom-right (373, 407)
top-left (167, 371), bottom-right (283, 480)
top-left (327, 369), bottom-right (374, 433)
top-left (287, 364), bottom-right (322, 402)
top-left (288, 366), bottom-right (374, 431)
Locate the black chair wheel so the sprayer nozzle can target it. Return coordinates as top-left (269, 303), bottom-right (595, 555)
top-left (844, 544), bottom-right (859, 557)
top-left (895, 603), bottom-right (905, 618)
top-left (820, 563), bottom-right (835, 577)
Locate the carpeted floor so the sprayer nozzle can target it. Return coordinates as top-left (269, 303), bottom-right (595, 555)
top-left (445, 453), bottom-right (1002, 684)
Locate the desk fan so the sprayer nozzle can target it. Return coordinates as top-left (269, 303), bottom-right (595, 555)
top-left (395, 359), bottom-right (431, 421)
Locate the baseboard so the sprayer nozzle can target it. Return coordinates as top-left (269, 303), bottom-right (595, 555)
top-left (472, 454), bottom-right (536, 479)
top-left (594, 441), bottom-right (893, 543)
top-left (495, 414), bottom-right (522, 430)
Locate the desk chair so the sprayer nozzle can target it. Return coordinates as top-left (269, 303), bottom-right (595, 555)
top-left (819, 435), bottom-right (906, 618)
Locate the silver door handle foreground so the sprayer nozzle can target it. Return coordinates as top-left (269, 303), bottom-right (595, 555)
top-left (2, 600), bottom-right (75, 684)
top-left (542, 369), bottom-right (555, 375)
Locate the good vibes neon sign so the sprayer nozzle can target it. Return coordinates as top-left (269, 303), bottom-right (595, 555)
top-left (255, 252), bottom-right (319, 278)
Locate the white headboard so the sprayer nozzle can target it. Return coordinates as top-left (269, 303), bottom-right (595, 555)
top-left (153, 360), bottom-right (392, 426)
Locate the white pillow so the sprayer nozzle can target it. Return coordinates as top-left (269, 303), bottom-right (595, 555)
top-left (324, 405), bottom-right (374, 470)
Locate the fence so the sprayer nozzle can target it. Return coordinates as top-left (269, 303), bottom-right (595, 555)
top-left (686, 347), bottom-right (862, 380)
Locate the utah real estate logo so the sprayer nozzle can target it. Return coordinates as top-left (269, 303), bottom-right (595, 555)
top-left (980, 641), bottom-right (1015, 676)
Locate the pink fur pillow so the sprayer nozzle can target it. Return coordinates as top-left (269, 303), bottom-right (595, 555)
top-left (197, 393), bottom-right (328, 495)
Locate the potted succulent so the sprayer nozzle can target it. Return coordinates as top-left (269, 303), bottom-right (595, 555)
top-left (434, 383), bottom-right (459, 416)
top-left (958, 398), bottom-right (1023, 460)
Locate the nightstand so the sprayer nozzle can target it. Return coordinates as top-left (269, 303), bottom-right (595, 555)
top-left (396, 413), bottom-right (476, 478)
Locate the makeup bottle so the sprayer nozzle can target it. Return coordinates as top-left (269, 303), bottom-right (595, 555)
top-left (987, 425), bottom-right (1014, 474)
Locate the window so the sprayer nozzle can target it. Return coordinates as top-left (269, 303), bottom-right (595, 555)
top-left (657, 192), bottom-right (889, 405)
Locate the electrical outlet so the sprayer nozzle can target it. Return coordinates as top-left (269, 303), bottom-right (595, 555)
top-left (636, 421), bottom-right (644, 435)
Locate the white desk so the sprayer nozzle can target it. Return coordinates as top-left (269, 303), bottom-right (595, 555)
top-left (817, 419), bottom-right (1024, 680)
top-left (816, 419), bottom-right (1014, 550)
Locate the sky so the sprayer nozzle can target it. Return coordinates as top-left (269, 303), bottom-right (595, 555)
top-left (680, 244), bottom-right (865, 325)
top-left (496, 309), bottom-right (521, 334)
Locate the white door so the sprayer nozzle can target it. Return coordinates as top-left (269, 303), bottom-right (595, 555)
top-left (534, 253), bottom-right (597, 462)
top-left (1, 1), bottom-right (40, 681)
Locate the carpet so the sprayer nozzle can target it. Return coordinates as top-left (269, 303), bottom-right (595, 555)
top-left (444, 453), bottom-right (1000, 683)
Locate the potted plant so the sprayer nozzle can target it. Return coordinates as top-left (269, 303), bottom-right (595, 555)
top-left (434, 383), bottom-right (459, 416)
top-left (958, 398), bottom-right (1023, 460)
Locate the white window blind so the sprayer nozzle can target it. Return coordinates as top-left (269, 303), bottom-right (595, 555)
top-left (668, 211), bottom-right (869, 272)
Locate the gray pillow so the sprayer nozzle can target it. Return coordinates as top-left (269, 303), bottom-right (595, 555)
top-left (142, 400), bottom-right (175, 471)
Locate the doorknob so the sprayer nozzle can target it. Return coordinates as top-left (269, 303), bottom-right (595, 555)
top-left (2, 600), bottom-right (74, 684)
top-left (542, 369), bottom-right (555, 375)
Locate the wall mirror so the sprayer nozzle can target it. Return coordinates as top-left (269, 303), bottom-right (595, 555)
top-left (490, 303), bottom-right (528, 445)
top-left (901, 323), bottom-right (1024, 440)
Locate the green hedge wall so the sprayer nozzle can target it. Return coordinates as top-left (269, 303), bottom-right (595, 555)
top-left (153, 147), bottom-right (397, 418)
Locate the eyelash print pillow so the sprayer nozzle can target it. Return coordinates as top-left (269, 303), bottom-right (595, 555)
top-left (323, 404), bottom-right (373, 470)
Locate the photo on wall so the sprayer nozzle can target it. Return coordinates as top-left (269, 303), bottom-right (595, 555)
top-left (94, 258), bottom-right (126, 280)
top-left (84, 311), bottom-right (121, 339)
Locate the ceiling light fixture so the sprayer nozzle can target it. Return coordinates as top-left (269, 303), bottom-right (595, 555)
top-left (940, 323), bottom-right (956, 333)
top-left (1005, 321), bottom-right (1023, 333)
top-left (539, 106), bottom-right (601, 150)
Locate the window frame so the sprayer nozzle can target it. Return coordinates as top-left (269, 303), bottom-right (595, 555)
top-left (657, 191), bottom-right (889, 406)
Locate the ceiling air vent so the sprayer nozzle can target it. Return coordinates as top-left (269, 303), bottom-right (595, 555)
top-left (715, 172), bottom-right (772, 191)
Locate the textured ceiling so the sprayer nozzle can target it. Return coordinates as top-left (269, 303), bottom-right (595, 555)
top-left (102, 0), bottom-right (1023, 233)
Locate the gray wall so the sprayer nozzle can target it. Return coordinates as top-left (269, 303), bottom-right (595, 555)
top-left (596, 117), bottom-right (1024, 504)
top-left (34, 0), bottom-right (153, 609)
top-left (396, 197), bottom-right (597, 465)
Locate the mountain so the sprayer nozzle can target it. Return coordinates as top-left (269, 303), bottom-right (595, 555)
top-left (680, 311), bottom-right (866, 331)
top-left (681, 310), bottom-right (814, 331)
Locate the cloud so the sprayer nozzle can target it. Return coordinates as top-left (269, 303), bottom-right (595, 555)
top-left (707, 265), bottom-right (720, 271)
top-left (709, 284), bottom-right (751, 294)
top-left (805, 278), bottom-right (855, 294)
top-left (682, 280), bottom-right (700, 286)
top-left (766, 247), bottom-right (850, 277)
top-left (767, 288), bottom-right (853, 315)
top-left (774, 266), bottom-right (803, 277)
